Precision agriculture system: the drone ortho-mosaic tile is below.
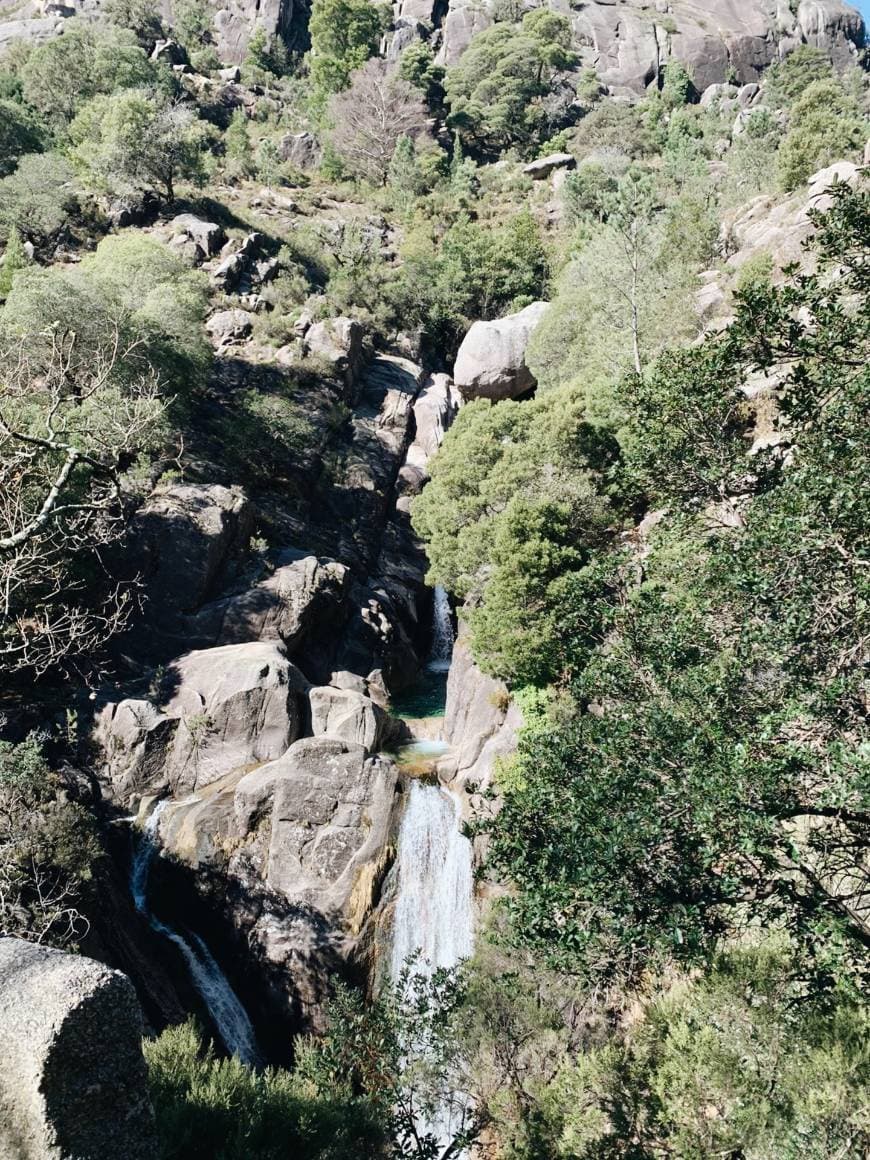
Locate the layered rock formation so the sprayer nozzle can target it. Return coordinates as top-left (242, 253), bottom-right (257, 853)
top-left (0, 939), bottom-right (155, 1160)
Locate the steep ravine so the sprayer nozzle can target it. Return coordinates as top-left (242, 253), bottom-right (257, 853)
top-left (89, 347), bottom-right (475, 1062)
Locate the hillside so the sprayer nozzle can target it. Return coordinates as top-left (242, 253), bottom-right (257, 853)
top-left (0, 0), bottom-right (868, 1157)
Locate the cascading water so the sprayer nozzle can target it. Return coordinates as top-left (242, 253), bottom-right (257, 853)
top-left (131, 802), bottom-right (262, 1067)
top-left (428, 585), bottom-right (454, 673)
top-left (390, 781), bottom-right (474, 982)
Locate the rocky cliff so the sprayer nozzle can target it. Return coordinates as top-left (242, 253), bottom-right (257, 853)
top-left (2, 0), bottom-right (864, 80)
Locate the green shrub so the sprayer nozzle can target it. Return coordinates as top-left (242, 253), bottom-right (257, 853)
top-left (776, 78), bottom-right (867, 190)
top-left (20, 19), bottom-right (162, 126)
top-left (0, 152), bottom-right (77, 244)
top-left (445, 9), bottom-right (578, 155)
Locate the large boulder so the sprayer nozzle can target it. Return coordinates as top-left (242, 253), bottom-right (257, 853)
top-left (303, 317), bottom-right (365, 398)
top-left (159, 641), bottom-right (307, 794)
top-left (0, 939), bottom-right (156, 1160)
top-left (232, 736), bottom-right (397, 918)
top-left (405, 374), bottom-right (462, 473)
top-left (96, 641), bottom-right (307, 799)
top-left (454, 302), bottom-right (549, 402)
top-left (309, 685), bottom-right (391, 752)
top-left (205, 308), bottom-right (255, 345)
top-left (127, 483), bottom-right (253, 642)
top-left (192, 553), bottom-right (352, 653)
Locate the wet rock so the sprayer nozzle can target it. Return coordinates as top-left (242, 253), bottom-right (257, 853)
top-left (454, 301), bottom-right (549, 402)
top-left (233, 736), bottom-right (397, 917)
top-left (0, 939), bottom-right (156, 1160)
top-left (442, 622), bottom-right (522, 794)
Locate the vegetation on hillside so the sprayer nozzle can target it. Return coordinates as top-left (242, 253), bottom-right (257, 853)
top-left (0, 0), bottom-right (868, 1155)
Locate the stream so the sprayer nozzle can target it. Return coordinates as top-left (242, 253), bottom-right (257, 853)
top-left (131, 801), bottom-right (263, 1067)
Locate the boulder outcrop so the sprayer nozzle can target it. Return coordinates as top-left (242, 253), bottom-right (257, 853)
top-left (454, 301), bottom-right (548, 402)
top-left (124, 483), bottom-right (253, 655)
top-left (96, 640), bottom-right (307, 797)
top-left (434, 0), bottom-right (865, 91)
top-left (0, 938), bottom-right (155, 1160)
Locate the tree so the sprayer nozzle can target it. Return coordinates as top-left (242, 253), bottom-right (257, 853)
top-left (223, 107), bottom-right (254, 181)
top-left (0, 735), bottom-right (103, 948)
top-left (20, 19), bottom-right (160, 126)
top-left (69, 88), bottom-right (210, 201)
top-left (171, 0), bottom-right (214, 50)
top-left (0, 153), bottom-right (78, 246)
top-left (445, 9), bottom-right (578, 155)
top-left (0, 233), bottom-right (209, 677)
top-left (328, 59), bottom-right (430, 185)
top-left (0, 228), bottom-right (27, 301)
top-left (481, 184), bottom-right (870, 977)
top-left (0, 324), bottom-right (166, 677)
top-left (776, 78), bottom-right (867, 191)
top-left (528, 167), bottom-right (700, 403)
top-left (242, 26), bottom-right (289, 79)
top-left (0, 99), bottom-right (45, 177)
top-left (399, 40), bottom-right (445, 112)
top-left (308, 0), bottom-right (382, 104)
top-left (102, 0), bottom-right (164, 49)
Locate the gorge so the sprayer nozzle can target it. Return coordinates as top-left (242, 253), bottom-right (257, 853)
top-left (0, 0), bottom-right (868, 1155)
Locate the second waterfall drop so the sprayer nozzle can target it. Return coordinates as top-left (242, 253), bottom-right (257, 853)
top-left (390, 780), bottom-right (474, 982)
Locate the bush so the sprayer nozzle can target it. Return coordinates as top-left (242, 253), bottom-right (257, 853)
top-left (0, 98), bottom-right (45, 177)
top-left (0, 152), bottom-right (77, 244)
top-left (0, 736), bottom-right (103, 948)
top-left (20, 20), bottom-right (162, 126)
top-left (307, 0), bottom-right (382, 106)
top-left (776, 78), bottom-right (867, 191)
top-left (69, 88), bottom-right (211, 201)
top-left (445, 9), bottom-right (578, 155)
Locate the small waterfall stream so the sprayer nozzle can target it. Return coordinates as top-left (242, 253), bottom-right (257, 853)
top-left (132, 802), bottom-right (262, 1067)
top-left (428, 585), bottom-right (455, 673)
top-left (389, 586), bottom-right (475, 1150)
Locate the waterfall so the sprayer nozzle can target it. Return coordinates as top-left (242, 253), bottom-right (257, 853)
top-left (390, 781), bottom-right (475, 1151)
top-left (132, 802), bottom-right (262, 1067)
top-left (391, 781), bottom-right (474, 981)
top-left (427, 585), bottom-right (454, 673)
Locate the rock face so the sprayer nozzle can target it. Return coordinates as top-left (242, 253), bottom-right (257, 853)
top-left (454, 301), bottom-right (549, 402)
top-left (303, 317), bottom-right (365, 399)
top-left (434, 0), bottom-right (865, 89)
top-left (124, 483), bottom-right (253, 656)
top-left (96, 640), bottom-right (306, 797)
top-left (0, 938), bottom-right (155, 1160)
top-left (442, 622), bottom-right (522, 796)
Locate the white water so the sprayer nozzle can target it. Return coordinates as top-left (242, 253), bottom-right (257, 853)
top-left (131, 802), bottom-right (262, 1067)
top-left (428, 585), bottom-right (454, 673)
top-left (390, 781), bottom-right (474, 981)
